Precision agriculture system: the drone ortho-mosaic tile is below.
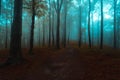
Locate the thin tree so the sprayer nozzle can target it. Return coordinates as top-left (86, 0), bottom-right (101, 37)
top-left (42, 19), bottom-right (45, 47)
top-left (88, 0), bottom-right (91, 48)
top-left (114, 0), bottom-right (117, 49)
top-left (5, 17), bottom-right (8, 48)
top-left (5, 2), bottom-right (8, 48)
top-left (53, 0), bottom-right (63, 49)
top-left (38, 24), bottom-right (41, 47)
top-left (91, 12), bottom-right (94, 46)
top-left (52, 10), bottom-right (55, 46)
top-left (78, 0), bottom-right (82, 47)
top-left (6, 0), bottom-right (23, 65)
top-left (23, 0), bottom-right (47, 54)
top-left (29, 0), bottom-right (35, 55)
top-left (63, 0), bottom-right (67, 48)
top-left (0, 0), bottom-right (1, 15)
top-left (48, 0), bottom-right (51, 47)
top-left (100, 0), bottom-right (103, 49)
top-left (97, 15), bottom-right (100, 46)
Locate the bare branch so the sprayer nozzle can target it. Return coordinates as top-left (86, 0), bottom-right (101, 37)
top-left (53, 1), bottom-right (57, 13)
top-left (59, 0), bottom-right (63, 10)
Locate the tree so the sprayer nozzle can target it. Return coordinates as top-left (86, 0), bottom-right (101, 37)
top-left (23, 0), bottom-right (47, 54)
top-left (51, 10), bottom-right (55, 46)
top-left (29, 0), bottom-right (35, 54)
top-left (100, 0), bottom-right (103, 49)
top-left (78, 0), bottom-right (82, 47)
top-left (63, 0), bottom-right (68, 48)
top-left (53, 0), bottom-right (63, 49)
top-left (5, 1), bottom-right (8, 48)
top-left (38, 23), bottom-right (41, 47)
top-left (88, 0), bottom-right (91, 48)
top-left (114, 0), bottom-right (117, 49)
top-left (42, 18), bottom-right (45, 47)
top-left (5, 16), bottom-right (8, 48)
top-left (6, 0), bottom-right (23, 65)
top-left (48, 0), bottom-right (51, 47)
top-left (0, 0), bottom-right (1, 15)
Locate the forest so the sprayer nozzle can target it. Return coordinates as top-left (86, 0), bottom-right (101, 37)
top-left (0, 0), bottom-right (120, 80)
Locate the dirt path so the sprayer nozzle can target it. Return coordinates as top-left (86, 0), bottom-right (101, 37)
top-left (20, 47), bottom-right (85, 80)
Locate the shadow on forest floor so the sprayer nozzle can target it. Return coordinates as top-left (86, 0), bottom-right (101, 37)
top-left (0, 46), bottom-right (120, 80)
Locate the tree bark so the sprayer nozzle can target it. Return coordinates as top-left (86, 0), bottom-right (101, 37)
top-left (0, 0), bottom-right (1, 15)
top-left (78, 0), bottom-right (82, 47)
top-left (52, 11), bottom-right (55, 46)
top-left (55, 0), bottom-right (63, 49)
top-left (114, 0), bottom-right (117, 49)
top-left (6, 0), bottom-right (23, 65)
top-left (88, 0), bottom-right (91, 48)
top-left (100, 0), bottom-right (103, 49)
top-left (63, 0), bottom-right (67, 48)
top-left (43, 19), bottom-right (45, 47)
top-left (29, 0), bottom-right (35, 54)
top-left (48, 0), bottom-right (51, 47)
top-left (39, 26), bottom-right (41, 47)
top-left (56, 9), bottom-right (60, 49)
top-left (5, 19), bottom-right (8, 48)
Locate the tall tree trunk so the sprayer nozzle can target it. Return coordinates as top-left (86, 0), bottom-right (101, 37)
top-left (97, 16), bottom-right (100, 46)
top-left (63, 0), bottom-right (67, 48)
top-left (48, 0), bottom-right (51, 47)
top-left (91, 13), bottom-right (94, 47)
top-left (0, 0), bottom-right (1, 15)
top-left (100, 0), bottom-right (103, 49)
top-left (56, 0), bottom-right (60, 49)
top-left (5, 1), bottom-right (8, 48)
top-left (88, 0), bottom-right (91, 48)
top-left (5, 19), bottom-right (8, 48)
top-left (29, 0), bottom-right (35, 54)
top-left (78, 1), bottom-right (82, 47)
top-left (39, 26), bottom-right (41, 47)
top-left (114, 0), bottom-right (117, 49)
top-left (56, 9), bottom-right (60, 49)
top-left (52, 11), bottom-right (54, 46)
top-left (6, 0), bottom-right (23, 65)
top-left (68, 23), bottom-right (70, 45)
top-left (54, 0), bottom-right (63, 49)
top-left (43, 19), bottom-right (45, 47)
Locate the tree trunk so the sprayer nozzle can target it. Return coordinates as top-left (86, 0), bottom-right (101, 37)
top-left (88, 0), bottom-right (91, 48)
top-left (114, 0), bottom-right (117, 49)
top-left (29, 0), bottom-right (35, 54)
top-left (5, 19), bottom-right (8, 48)
top-left (43, 19), bottom-right (45, 47)
top-left (78, 1), bottom-right (82, 47)
top-left (56, 9), bottom-right (60, 49)
top-left (39, 26), bottom-right (41, 47)
top-left (0, 0), bottom-right (1, 15)
top-left (63, 0), bottom-right (67, 48)
top-left (48, 0), bottom-right (51, 47)
top-left (91, 13), bottom-right (94, 47)
top-left (97, 16), bottom-right (100, 46)
top-left (6, 0), bottom-right (23, 65)
top-left (68, 23), bottom-right (70, 45)
top-left (56, 0), bottom-right (63, 49)
top-left (52, 11), bottom-right (55, 46)
top-left (100, 0), bottom-right (103, 49)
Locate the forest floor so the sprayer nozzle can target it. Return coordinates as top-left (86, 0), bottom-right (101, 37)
top-left (0, 45), bottom-right (120, 80)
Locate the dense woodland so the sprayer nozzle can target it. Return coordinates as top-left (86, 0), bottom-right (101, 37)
top-left (0, 0), bottom-right (120, 64)
top-left (0, 0), bottom-right (120, 66)
top-left (0, 0), bottom-right (120, 80)
top-left (0, 0), bottom-right (120, 48)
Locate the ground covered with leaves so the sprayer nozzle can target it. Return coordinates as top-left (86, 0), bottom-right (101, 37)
top-left (0, 46), bottom-right (120, 80)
